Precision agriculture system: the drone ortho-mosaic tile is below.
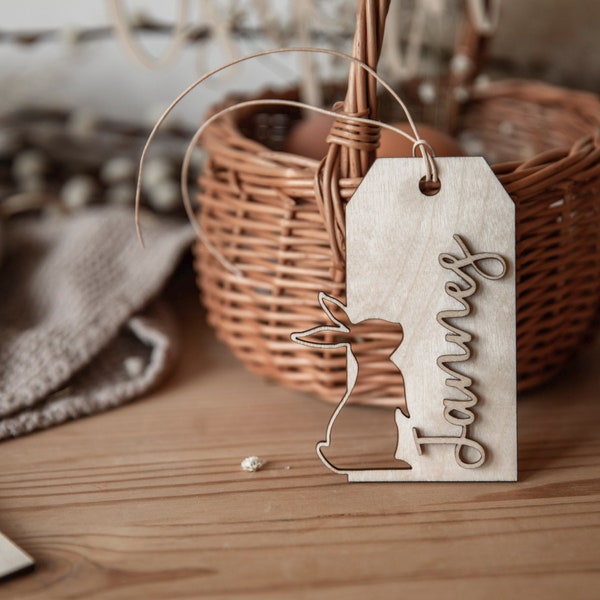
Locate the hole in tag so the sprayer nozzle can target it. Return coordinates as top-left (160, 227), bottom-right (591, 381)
top-left (419, 177), bottom-right (441, 196)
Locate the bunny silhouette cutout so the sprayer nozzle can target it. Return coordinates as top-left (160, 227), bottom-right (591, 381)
top-left (292, 292), bottom-right (409, 474)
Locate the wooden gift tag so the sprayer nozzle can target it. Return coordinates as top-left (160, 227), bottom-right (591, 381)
top-left (293, 157), bottom-right (517, 482)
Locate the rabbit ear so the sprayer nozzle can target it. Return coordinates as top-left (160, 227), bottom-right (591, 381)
top-left (318, 292), bottom-right (352, 330)
top-left (291, 293), bottom-right (351, 349)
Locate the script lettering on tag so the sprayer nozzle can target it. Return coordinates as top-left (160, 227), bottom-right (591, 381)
top-left (412, 234), bottom-right (508, 468)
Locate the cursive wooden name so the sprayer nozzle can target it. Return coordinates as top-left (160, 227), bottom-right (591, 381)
top-left (412, 234), bottom-right (508, 468)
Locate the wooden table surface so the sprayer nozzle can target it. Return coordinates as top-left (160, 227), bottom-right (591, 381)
top-left (1, 280), bottom-right (599, 599)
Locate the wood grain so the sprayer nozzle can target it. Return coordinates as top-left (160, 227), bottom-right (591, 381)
top-left (0, 278), bottom-right (599, 599)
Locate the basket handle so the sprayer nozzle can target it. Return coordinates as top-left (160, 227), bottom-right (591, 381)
top-left (315, 0), bottom-right (501, 273)
top-left (319, 0), bottom-right (391, 276)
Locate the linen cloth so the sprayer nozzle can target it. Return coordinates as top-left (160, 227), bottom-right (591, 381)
top-left (0, 207), bottom-right (193, 440)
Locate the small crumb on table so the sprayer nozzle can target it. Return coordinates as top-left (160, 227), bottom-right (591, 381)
top-left (241, 456), bottom-right (265, 472)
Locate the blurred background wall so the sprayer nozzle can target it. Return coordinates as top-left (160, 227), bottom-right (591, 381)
top-left (492, 0), bottom-right (599, 92)
top-left (0, 0), bottom-right (598, 127)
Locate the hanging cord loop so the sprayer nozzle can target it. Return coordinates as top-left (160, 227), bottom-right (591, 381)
top-left (136, 47), bottom-right (439, 276)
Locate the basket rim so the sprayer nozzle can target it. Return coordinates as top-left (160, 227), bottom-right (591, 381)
top-left (202, 77), bottom-right (600, 171)
top-left (468, 78), bottom-right (600, 116)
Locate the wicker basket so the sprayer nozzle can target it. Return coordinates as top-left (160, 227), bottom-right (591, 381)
top-left (195, 0), bottom-right (600, 406)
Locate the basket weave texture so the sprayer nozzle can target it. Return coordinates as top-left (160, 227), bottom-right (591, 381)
top-left (195, 1), bottom-right (600, 406)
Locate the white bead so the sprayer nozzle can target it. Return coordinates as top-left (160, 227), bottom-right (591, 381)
top-left (418, 81), bottom-right (437, 105)
top-left (498, 121), bottom-right (514, 136)
top-left (450, 54), bottom-right (474, 77)
top-left (124, 356), bottom-right (145, 378)
top-left (459, 133), bottom-right (485, 156)
top-left (13, 149), bottom-right (47, 181)
top-left (101, 157), bottom-right (136, 185)
top-left (61, 175), bottom-right (97, 209)
top-left (142, 158), bottom-right (173, 191)
top-left (474, 74), bottom-right (491, 88)
top-left (520, 145), bottom-right (536, 161)
top-left (148, 179), bottom-right (180, 212)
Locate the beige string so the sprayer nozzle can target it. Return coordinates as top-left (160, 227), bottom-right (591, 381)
top-left (107, 0), bottom-right (190, 69)
top-left (466, 0), bottom-right (502, 36)
top-left (382, 0), bottom-right (429, 81)
top-left (136, 46), bottom-right (439, 275)
top-left (196, 0), bottom-right (237, 82)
